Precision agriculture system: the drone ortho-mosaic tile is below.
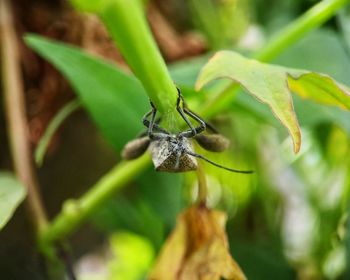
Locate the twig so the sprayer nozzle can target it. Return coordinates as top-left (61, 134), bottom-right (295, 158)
top-left (196, 161), bottom-right (208, 205)
top-left (0, 0), bottom-right (48, 234)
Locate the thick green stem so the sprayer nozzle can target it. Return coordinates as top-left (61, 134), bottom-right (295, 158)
top-left (72, 0), bottom-right (178, 114)
top-left (39, 0), bottom-right (349, 247)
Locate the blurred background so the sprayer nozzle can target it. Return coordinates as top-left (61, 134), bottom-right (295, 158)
top-left (1, 0), bottom-right (350, 279)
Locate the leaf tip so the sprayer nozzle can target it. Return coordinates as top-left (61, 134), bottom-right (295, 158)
top-left (194, 79), bottom-right (203, 91)
top-left (23, 33), bottom-right (35, 46)
top-left (292, 130), bottom-right (302, 154)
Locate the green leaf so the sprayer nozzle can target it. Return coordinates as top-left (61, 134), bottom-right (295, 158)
top-left (92, 197), bottom-right (165, 249)
top-left (108, 231), bottom-right (154, 279)
top-left (25, 34), bottom-right (148, 151)
top-left (137, 169), bottom-right (183, 228)
top-left (0, 172), bottom-right (27, 230)
top-left (35, 100), bottom-right (81, 166)
top-left (196, 50), bottom-right (350, 153)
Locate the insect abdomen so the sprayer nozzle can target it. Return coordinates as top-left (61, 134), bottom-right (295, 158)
top-left (121, 136), bottom-right (150, 160)
top-left (194, 134), bottom-right (230, 152)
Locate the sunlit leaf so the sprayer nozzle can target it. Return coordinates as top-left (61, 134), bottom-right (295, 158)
top-left (0, 172), bottom-right (27, 230)
top-left (322, 245), bottom-right (347, 279)
top-left (108, 232), bottom-right (154, 280)
top-left (196, 51), bottom-right (350, 153)
top-left (149, 205), bottom-right (246, 280)
top-left (25, 35), bottom-right (148, 151)
top-left (170, 30), bottom-right (350, 137)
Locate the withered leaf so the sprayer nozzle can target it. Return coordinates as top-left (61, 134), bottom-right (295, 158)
top-left (149, 205), bottom-right (246, 280)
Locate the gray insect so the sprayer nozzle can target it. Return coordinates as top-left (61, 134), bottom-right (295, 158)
top-left (122, 89), bottom-right (253, 174)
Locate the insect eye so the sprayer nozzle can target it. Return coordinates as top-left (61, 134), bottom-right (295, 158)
top-left (194, 134), bottom-right (230, 152)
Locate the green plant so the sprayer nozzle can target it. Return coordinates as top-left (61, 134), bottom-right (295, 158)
top-left (2, 0), bottom-right (350, 278)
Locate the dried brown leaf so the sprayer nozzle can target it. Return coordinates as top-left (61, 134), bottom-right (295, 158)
top-left (149, 205), bottom-right (246, 280)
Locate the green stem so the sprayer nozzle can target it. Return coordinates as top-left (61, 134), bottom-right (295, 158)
top-left (255, 0), bottom-right (350, 62)
top-left (73, 0), bottom-right (178, 114)
top-left (40, 154), bottom-right (150, 247)
top-left (35, 100), bottom-right (81, 167)
top-left (39, 0), bottom-right (348, 247)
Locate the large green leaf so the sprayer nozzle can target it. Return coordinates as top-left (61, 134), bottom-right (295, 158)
top-left (25, 34), bottom-right (148, 152)
top-left (196, 50), bottom-right (350, 153)
top-left (170, 30), bottom-right (350, 136)
top-left (0, 172), bottom-right (27, 230)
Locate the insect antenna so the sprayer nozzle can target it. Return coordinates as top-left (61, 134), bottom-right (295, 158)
top-left (186, 150), bottom-right (254, 174)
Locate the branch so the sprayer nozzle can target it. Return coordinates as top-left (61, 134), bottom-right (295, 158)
top-left (72, 0), bottom-right (178, 115)
top-left (0, 0), bottom-right (48, 234)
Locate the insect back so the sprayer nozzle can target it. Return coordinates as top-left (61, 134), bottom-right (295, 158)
top-left (150, 136), bottom-right (197, 172)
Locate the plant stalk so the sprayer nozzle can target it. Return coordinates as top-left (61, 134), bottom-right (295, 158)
top-left (39, 154), bottom-right (150, 247)
top-left (0, 0), bottom-right (48, 234)
top-left (39, 0), bottom-right (349, 246)
top-left (255, 0), bottom-right (350, 62)
top-left (196, 162), bottom-right (208, 205)
top-left (72, 0), bottom-right (178, 114)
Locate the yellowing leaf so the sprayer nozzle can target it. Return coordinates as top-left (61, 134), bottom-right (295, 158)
top-left (196, 51), bottom-right (350, 153)
top-left (0, 172), bottom-right (27, 230)
top-left (149, 205), bottom-right (246, 280)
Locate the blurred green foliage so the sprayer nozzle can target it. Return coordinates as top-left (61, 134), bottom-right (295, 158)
top-left (23, 0), bottom-right (350, 279)
top-left (25, 35), bottom-right (148, 152)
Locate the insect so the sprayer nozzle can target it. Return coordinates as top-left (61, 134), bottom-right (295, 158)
top-left (122, 89), bottom-right (253, 174)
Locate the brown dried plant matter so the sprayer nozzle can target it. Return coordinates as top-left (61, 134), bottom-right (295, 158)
top-left (149, 205), bottom-right (246, 280)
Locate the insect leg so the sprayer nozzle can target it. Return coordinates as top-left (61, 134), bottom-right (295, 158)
top-left (176, 88), bottom-right (198, 136)
top-left (186, 150), bottom-right (254, 174)
top-left (184, 108), bottom-right (218, 133)
top-left (179, 110), bottom-right (206, 138)
top-left (143, 101), bottom-right (171, 140)
top-left (183, 108), bottom-right (206, 134)
top-left (142, 118), bottom-right (168, 134)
